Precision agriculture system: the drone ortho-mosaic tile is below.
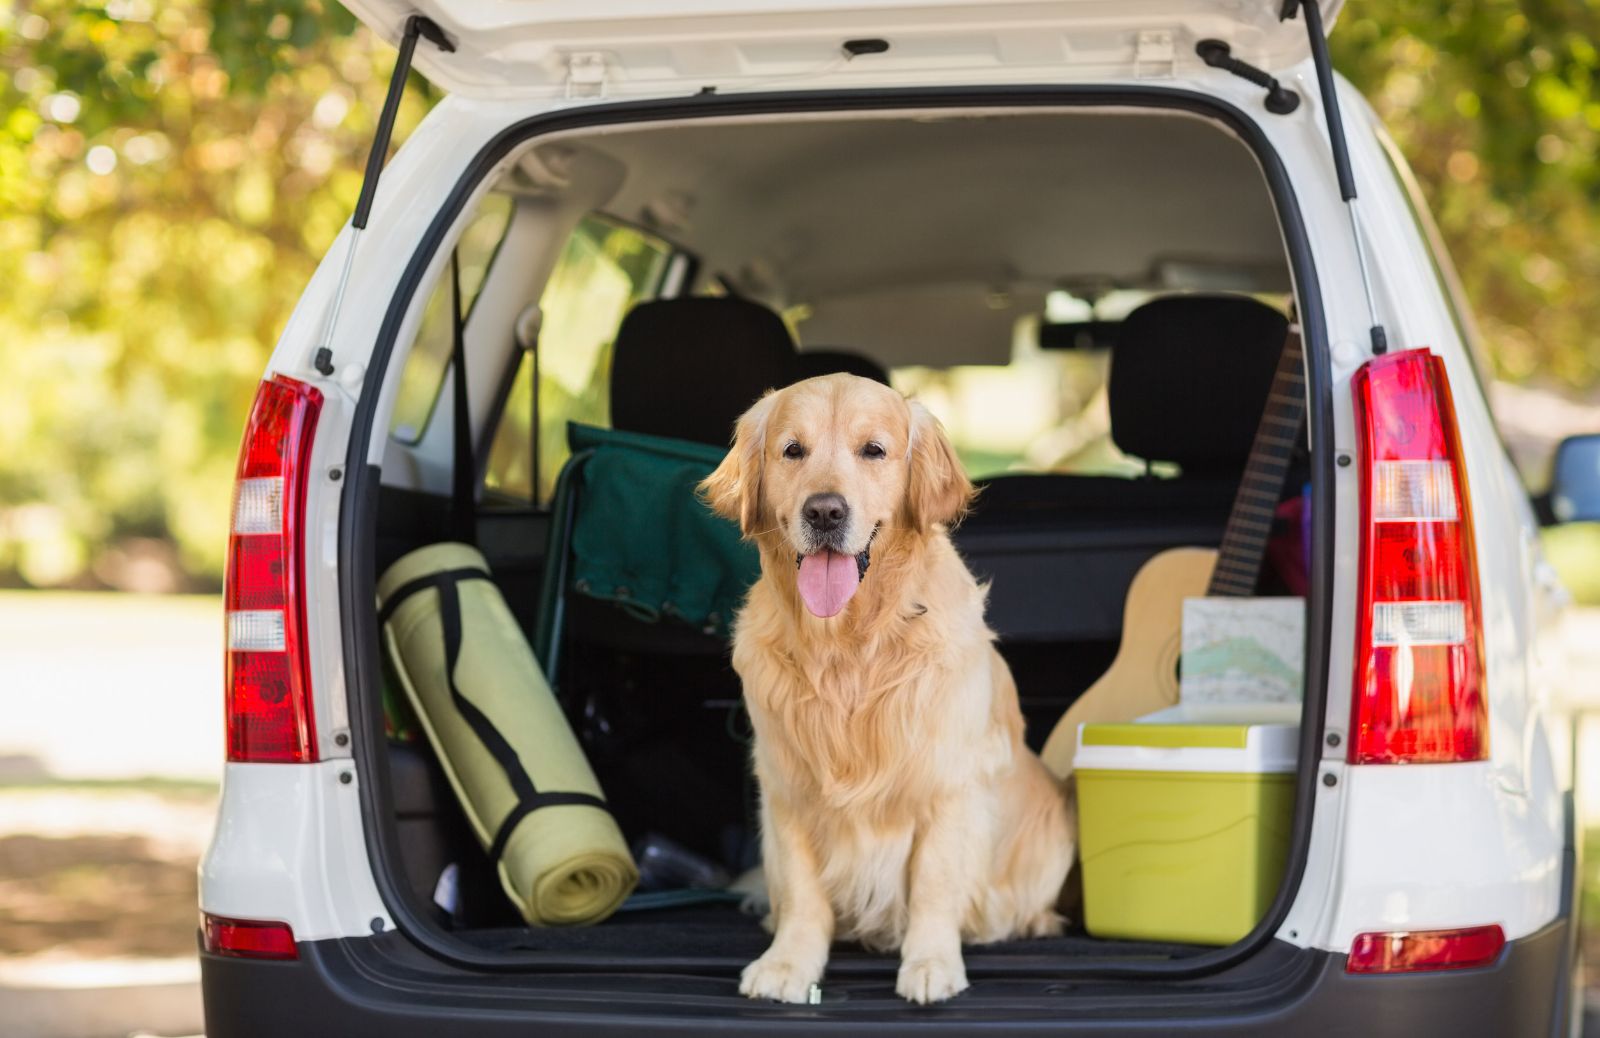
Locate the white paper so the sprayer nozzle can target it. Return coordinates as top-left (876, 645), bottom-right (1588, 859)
top-left (1180, 597), bottom-right (1305, 706)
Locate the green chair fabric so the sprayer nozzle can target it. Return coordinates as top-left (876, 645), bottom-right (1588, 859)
top-left (563, 422), bottom-right (758, 638)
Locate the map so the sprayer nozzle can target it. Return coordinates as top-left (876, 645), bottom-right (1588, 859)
top-left (1180, 597), bottom-right (1305, 705)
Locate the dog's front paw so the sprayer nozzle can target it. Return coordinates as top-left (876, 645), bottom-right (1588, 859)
top-left (896, 954), bottom-right (969, 1004)
top-left (740, 951), bottom-right (823, 1003)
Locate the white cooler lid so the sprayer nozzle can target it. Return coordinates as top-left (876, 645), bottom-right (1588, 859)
top-left (1075, 704), bottom-right (1300, 775)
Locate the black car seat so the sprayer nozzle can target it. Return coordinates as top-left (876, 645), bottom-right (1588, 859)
top-left (610, 296), bottom-right (804, 446)
top-left (957, 294), bottom-right (1292, 642)
top-left (538, 296), bottom-right (804, 864)
top-left (795, 348), bottom-right (892, 385)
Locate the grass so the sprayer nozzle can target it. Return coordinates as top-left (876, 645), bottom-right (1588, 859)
top-left (0, 776), bottom-right (217, 798)
top-left (1583, 829), bottom-right (1600, 986)
top-left (1546, 524), bottom-right (1600, 607)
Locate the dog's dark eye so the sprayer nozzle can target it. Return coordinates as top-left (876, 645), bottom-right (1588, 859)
top-left (783, 442), bottom-right (806, 460)
top-left (860, 442), bottom-right (886, 459)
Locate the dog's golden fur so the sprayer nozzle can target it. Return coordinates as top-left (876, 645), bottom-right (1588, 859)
top-left (701, 373), bottom-right (1075, 1004)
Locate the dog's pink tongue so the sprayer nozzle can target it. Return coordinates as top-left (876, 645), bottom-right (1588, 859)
top-left (796, 550), bottom-right (860, 618)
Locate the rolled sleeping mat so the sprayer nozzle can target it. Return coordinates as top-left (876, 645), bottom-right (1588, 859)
top-left (378, 543), bottom-right (637, 926)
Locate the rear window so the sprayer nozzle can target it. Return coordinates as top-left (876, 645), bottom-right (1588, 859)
top-left (483, 215), bottom-right (672, 505)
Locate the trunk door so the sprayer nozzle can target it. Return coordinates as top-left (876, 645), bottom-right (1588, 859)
top-left (339, 0), bottom-right (1342, 99)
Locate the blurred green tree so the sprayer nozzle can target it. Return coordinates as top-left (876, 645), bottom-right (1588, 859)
top-left (1332, 0), bottom-right (1600, 389)
top-left (0, 0), bottom-right (1595, 589)
top-left (0, 0), bottom-right (433, 588)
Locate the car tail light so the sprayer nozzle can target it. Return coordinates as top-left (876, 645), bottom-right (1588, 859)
top-left (1349, 349), bottom-right (1485, 764)
top-left (1346, 924), bottom-right (1504, 973)
top-left (203, 914), bottom-right (299, 960)
top-left (225, 376), bottom-right (323, 763)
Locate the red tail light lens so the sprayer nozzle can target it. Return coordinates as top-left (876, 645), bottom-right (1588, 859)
top-left (1349, 349), bottom-right (1485, 764)
top-left (1346, 924), bottom-right (1504, 973)
top-left (203, 914), bottom-right (299, 960)
top-left (225, 376), bottom-right (322, 763)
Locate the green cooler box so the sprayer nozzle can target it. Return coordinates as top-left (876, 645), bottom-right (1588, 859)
top-left (1075, 706), bottom-right (1298, 946)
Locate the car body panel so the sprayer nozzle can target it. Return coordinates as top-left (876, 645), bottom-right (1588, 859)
top-left (339, 0), bottom-right (1344, 98)
top-left (200, 57), bottom-right (1570, 1035)
top-left (200, 762), bottom-right (391, 942)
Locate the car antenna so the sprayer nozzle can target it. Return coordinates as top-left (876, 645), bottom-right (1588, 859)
top-left (312, 16), bottom-right (456, 378)
top-left (1280, 0), bottom-right (1387, 355)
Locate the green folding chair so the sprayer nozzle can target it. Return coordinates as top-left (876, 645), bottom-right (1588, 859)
top-left (533, 422), bottom-right (759, 684)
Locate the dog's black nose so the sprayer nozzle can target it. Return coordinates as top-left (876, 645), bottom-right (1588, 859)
top-left (802, 493), bottom-right (849, 533)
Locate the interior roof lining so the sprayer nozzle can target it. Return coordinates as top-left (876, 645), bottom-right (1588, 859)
top-left (517, 105), bottom-right (1282, 284)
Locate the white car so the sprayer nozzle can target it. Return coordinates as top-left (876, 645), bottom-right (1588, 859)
top-left (198, 1), bottom-right (1600, 1034)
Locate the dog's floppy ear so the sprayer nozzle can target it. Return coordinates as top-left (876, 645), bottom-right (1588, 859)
top-left (700, 389), bottom-right (778, 538)
top-left (904, 400), bottom-right (973, 532)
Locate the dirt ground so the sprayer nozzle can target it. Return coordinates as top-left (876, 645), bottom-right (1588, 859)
top-left (0, 784), bottom-right (215, 961)
top-left (0, 833), bottom-right (199, 959)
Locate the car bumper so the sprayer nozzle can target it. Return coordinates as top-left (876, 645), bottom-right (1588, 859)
top-left (201, 911), bottom-right (1574, 1038)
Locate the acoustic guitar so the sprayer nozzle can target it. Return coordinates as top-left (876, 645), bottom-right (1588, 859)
top-left (1039, 327), bottom-right (1306, 779)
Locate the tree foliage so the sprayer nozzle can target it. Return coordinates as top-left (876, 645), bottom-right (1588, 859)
top-left (1, 0), bottom-right (1595, 589)
top-left (0, 0), bottom-right (428, 588)
top-left (1332, 0), bottom-right (1600, 388)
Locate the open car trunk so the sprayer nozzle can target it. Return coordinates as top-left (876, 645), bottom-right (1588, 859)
top-left (346, 92), bottom-right (1333, 998)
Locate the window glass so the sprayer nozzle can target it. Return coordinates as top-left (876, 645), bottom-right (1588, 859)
top-left (483, 216), bottom-right (672, 504)
top-left (388, 193), bottom-right (514, 444)
top-left (886, 290), bottom-right (1290, 480)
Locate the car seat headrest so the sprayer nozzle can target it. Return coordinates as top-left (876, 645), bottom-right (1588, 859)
top-left (610, 297), bottom-right (802, 447)
top-left (1108, 295), bottom-right (1291, 476)
top-left (795, 349), bottom-right (892, 386)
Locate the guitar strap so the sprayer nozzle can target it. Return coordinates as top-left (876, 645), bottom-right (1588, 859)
top-left (1204, 325), bottom-right (1305, 598)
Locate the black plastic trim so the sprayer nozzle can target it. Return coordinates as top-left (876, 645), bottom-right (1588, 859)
top-left (203, 918), bottom-right (1572, 1036)
top-left (338, 85), bottom-right (1334, 983)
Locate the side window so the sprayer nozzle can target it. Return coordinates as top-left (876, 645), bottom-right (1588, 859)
top-left (483, 216), bottom-right (672, 505)
top-left (388, 194), bottom-right (515, 443)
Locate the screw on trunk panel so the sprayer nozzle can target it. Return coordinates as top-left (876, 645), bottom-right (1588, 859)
top-left (1321, 772), bottom-right (1338, 787)
top-left (1326, 732), bottom-right (1342, 748)
top-left (339, 771), bottom-right (352, 785)
top-left (329, 466), bottom-right (343, 481)
top-left (334, 732), bottom-right (350, 747)
top-left (371, 917), bottom-right (385, 934)
top-left (1336, 454), bottom-right (1352, 467)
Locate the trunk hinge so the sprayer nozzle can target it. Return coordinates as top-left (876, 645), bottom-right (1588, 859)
top-left (564, 52), bottom-right (611, 99)
top-left (1133, 30), bottom-right (1176, 79)
top-left (313, 15), bottom-right (456, 378)
top-left (1280, 0), bottom-right (1387, 355)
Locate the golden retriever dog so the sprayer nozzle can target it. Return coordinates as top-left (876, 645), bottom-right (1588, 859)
top-left (700, 373), bottom-right (1075, 1005)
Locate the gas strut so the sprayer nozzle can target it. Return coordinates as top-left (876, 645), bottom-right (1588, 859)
top-left (1281, 0), bottom-right (1388, 355)
top-left (313, 16), bottom-right (455, 377)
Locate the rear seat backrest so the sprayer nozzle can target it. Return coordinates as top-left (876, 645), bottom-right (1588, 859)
top-left (958, 294), bottom-right (1291, 643)
top-left (609, 297), bottom-right (803, 446)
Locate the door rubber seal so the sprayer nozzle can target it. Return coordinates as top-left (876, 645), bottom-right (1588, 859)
top-left (338, 83), bottom-right (1335, 984)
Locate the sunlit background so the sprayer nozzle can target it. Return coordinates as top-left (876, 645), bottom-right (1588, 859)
top-left (1, 1), bottom-right (1599, 1035)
